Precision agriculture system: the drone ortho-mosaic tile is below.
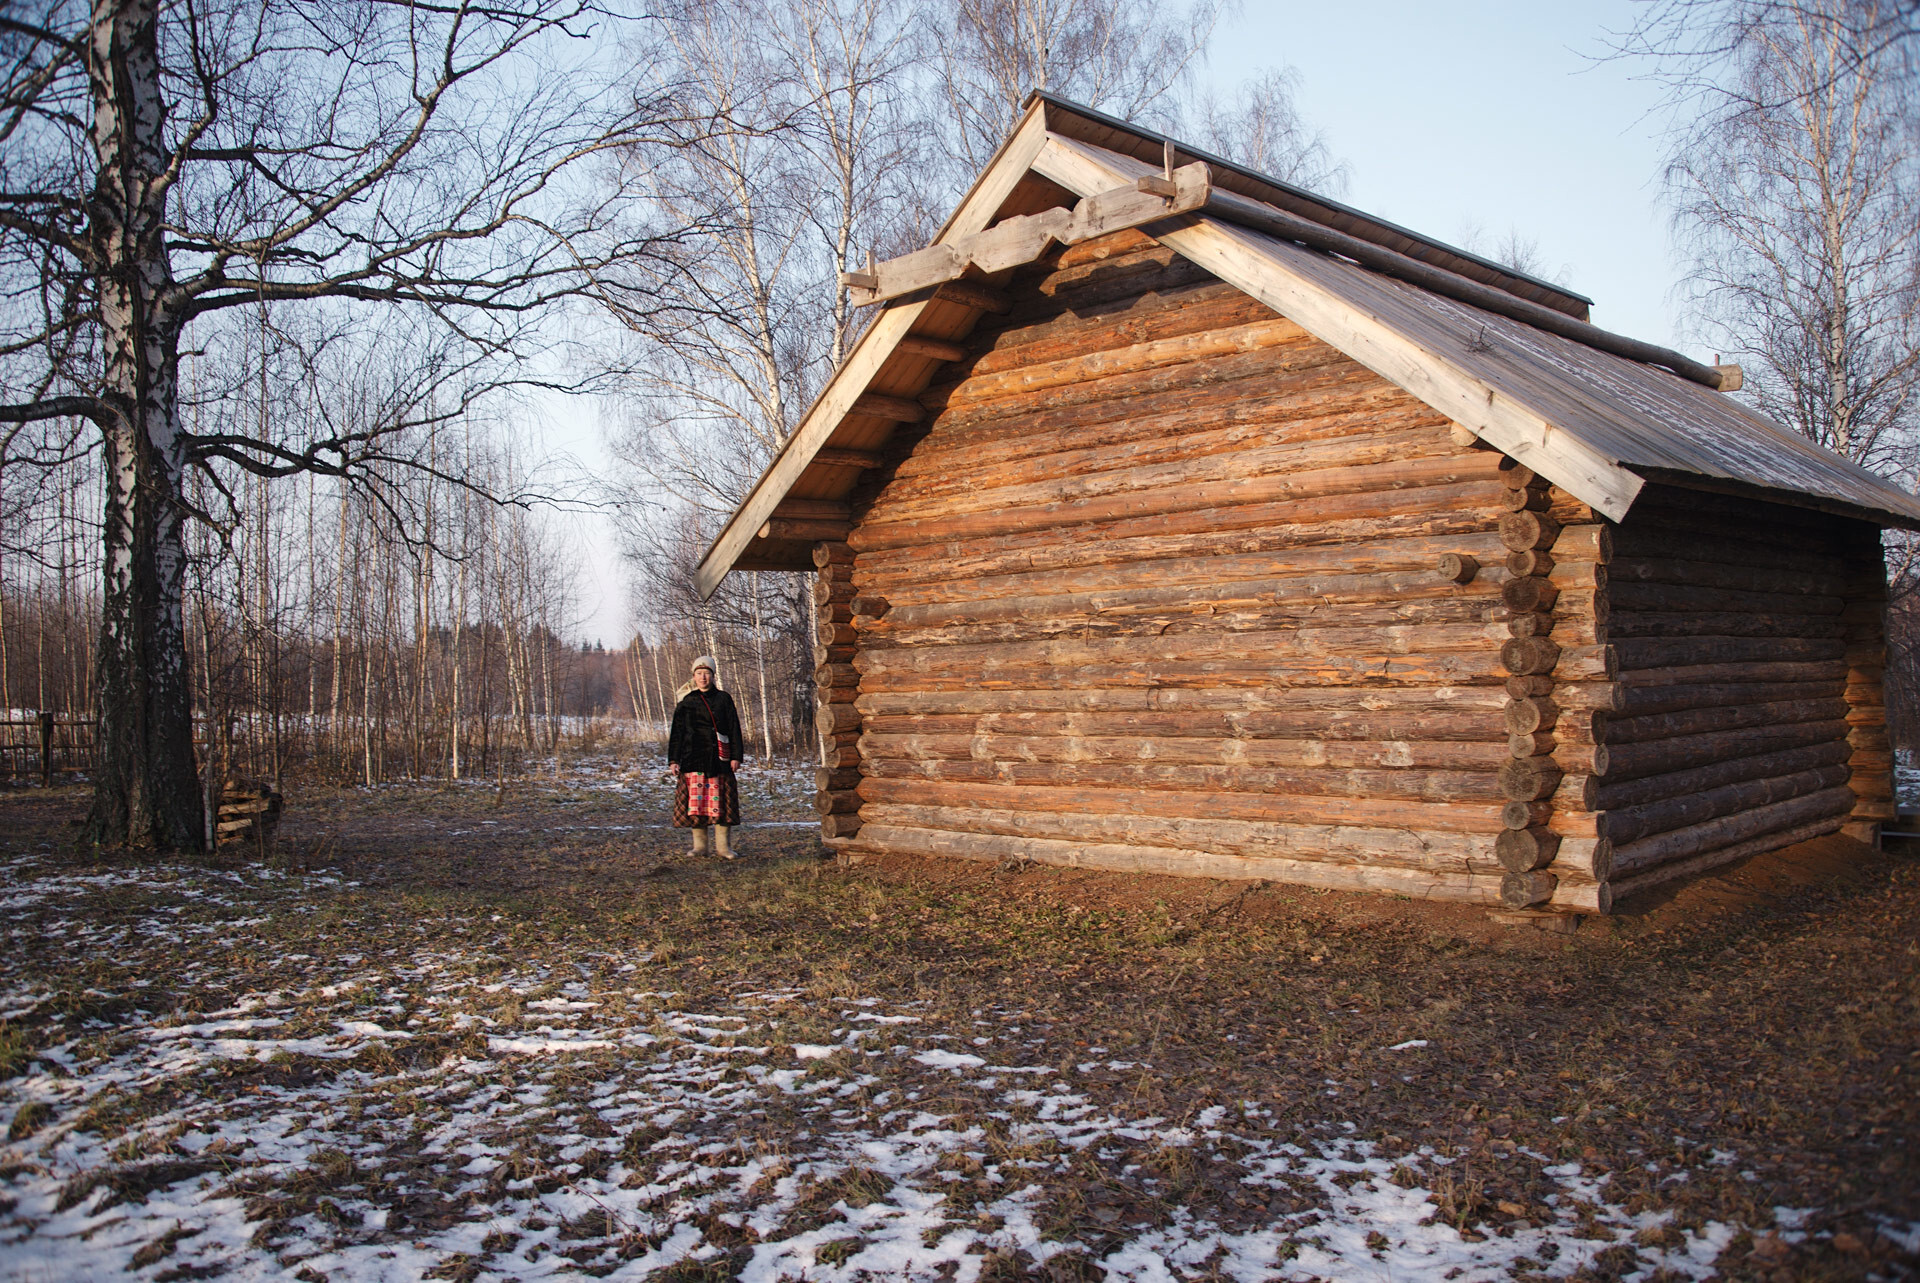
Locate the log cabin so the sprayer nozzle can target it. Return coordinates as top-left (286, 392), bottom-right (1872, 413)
top-left (695, 93), bottom-right (1920, 918)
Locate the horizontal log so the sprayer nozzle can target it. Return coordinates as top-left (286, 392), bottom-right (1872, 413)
top-left (819, 813), bottom-right (864, 839)
top-left (1604, 719), bottom-right (1851, 784)
top-left (1498, 460), bottom-right (1537, 488)
top-left (1613, 636), bottom-right (1844, 671)
top-left (1506, 611), bottom-right (1555, 640)
top-left (817, 704), bottom-right (863, 735)
top-left (856, 684), bottom-right (1506, 719)
top-left (932, 279), bottom-right (1010, 313)
top-left (1610, 581), bottom-right (1844, 617)
top-left (860, 802), bottom-right (1500, 872)
top-left (1591, 740), bottom-right (1851, 811)
top-left (1602, 697), bottom-right (1849, 745)
top-left (1608, 555), bottom-right (1850, 597)
top-left (1550, 523), bottom-right (1613, 563)
top-left (1619, 659), bottom-right (1848, 688)
top-left (968, 276), bottom-right (1269, 374)
top-left (1610, 786), bottom-right (1857, 877)
top-left (1613, 678), bottom-right (1844, 717)
top-left (858, 476), bottom-right (1511, 589)
top-left (856, 775), bottom-right (1506, 832)
top-left (858, 703), bottom-right (1508, 743)
top-left (923, 324), bottom-right (1371, 441)
top-left (1501, 870), bottom-right (1557, 908)
top-left (1498, 756), bottom-right (1562, 801)
top-left (1611, 518), bottom-right (1852, 572)
top-left (1499, 511), bottom-right (1559, 551)
top-left (813, 576), bottom-right (857, 605)
top-left (815, 790), bottom-right (861, 815)
top-left (1496, 827), bottom-right (1560, 872)
top-left (867, 595), bottom-right (1508, 651)
top-left (1506, 549), bottom-right (1554, 579)
top-left (1503, 578), bottom-right (1558, 614)
top-left (860, 755), bottom-right (1505, 803)
top-left (773, 498), bottom-right (853, 521)
top-left (1604, 764), bottom-right (1852, 847)
top-left (875, 566), bottom-right (1506, 638)
top-left (1609, 815), bottom-right (1850, 904)
top-left (855, 651), bottom-right (1510, 692)
top-left (1552, 836), bottom-right (1614, 881)
top-left (1500, 487), bottom-right (1551, 512)
top-left (896, 335), bottom-right (969, 363)
top-left (1509, 731), bottom-right (1554, 758)
top-left (1506, 674), bottom-right (1553, 698)
top-left (1547, 880), bottom-right (1612, 914)
top-left (1553, 645), bottom-right (1618, 681)
top-left (1501, 637), bottom-right (1560, 676)
top-left (816, 662), bottom-right (860, 688)
top-left (762, 517), bottom-right (853, 542)
top-left (858, 621), bottom-right (1510, 678)
top-left (942, 317), bottom-right (1310, 411)
top-left (1504, 697), bottom-right (1558, 735)
top-left (849, 596), bottom-right (891, 619)
top-left (860, 731), bottom-right (1509, 771)
top-left (813, 542), bottom-right (854, 568)
top-left (1605, 611), bottom-right (1843, 640)
top-left (1554, 742), bottom-right (1609, 775)
top-left (1503, 800), bottom-right (1552, 830)
top-left (817, 766), bottom-right (863, 792)
top-left (858, 433), bottom-right (1476, 551)
top-left (899, 349), bottom-right (1382, 484)
top-left (854, 822), bottom-right (1506, 902)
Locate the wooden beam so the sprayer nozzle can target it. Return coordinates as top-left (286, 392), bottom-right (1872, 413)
top-left (770, 498), bottom-right (851, 520)
top-left (849, 392), bottom-right (926, 422)
top-left (758, 517), bottom-right (853, 543)
top-left (693, 105), bottom-right (1052, 599)
top-left (896, 336), bottom-right (969, 362)
top-left (812, 447), bottom-right (886, 470)
top-left (931, 279), bottom-right (1012, 314)
top-left (845, 163), bottom-right (1210, 307)
top-left (1029, 133), bottom-right (1645, 523)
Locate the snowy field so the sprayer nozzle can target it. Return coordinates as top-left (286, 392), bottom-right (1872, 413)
top-left (0, 859), bottom-right (1829, 1281)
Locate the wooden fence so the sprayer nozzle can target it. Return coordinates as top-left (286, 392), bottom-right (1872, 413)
top-left (0, 713), bottom-right (91, 785)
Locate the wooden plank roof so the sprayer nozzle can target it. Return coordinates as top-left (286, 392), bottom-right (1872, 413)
top-left (695, 97), bottom-right (1920, 597)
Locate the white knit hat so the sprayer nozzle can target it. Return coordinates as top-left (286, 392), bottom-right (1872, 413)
top-left (690, 655), bottom-right (717, 675)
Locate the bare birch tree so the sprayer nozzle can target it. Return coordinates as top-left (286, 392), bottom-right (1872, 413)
top-left (1643, 0), bottom-right (1919, 472)
top-left (1189, 69), bottom-right (1349, 195)
top-left (927, 0), bottom-right (1220, 173)
top-left (0, 0), bottom-right (714, 848)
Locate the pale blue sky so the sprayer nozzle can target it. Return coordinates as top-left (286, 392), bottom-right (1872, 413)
top-left (566, 4), bottom-right (1697, 646)
top-left (1209, 1), bottom-right (1685, 345)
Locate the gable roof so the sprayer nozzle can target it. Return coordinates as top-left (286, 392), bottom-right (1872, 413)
top-left (696, 96), bottom-right (1920, 598)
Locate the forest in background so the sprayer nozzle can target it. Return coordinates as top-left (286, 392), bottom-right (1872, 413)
top-left (0, 0), bottom-right (1915, 799)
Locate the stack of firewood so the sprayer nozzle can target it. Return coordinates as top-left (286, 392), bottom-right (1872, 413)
top-left (217, 780), bottom-right (283, 856)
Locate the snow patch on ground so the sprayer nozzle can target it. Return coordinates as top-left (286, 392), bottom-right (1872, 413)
top-left (0, 852), bottom-right (1776, 1280)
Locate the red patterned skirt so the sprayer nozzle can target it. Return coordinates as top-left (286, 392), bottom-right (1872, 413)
top-left (673, 770), bottom-right (740, 827)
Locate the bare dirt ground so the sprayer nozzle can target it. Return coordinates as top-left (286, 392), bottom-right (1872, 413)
top-left (0, 759), bottom-right (1916, 1281)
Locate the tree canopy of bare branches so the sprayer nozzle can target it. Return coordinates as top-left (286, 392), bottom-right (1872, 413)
top-left (1641, 0), bottom-right (1919, 473)
top-left (0, 0), bottom-right (712, 848)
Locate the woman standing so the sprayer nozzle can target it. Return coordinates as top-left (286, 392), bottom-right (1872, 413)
top-left (668, 656), bottom-right (746, 858)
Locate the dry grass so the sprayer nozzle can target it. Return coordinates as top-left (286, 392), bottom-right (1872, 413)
top-left (1, 771), bottom-right (1916, 1279)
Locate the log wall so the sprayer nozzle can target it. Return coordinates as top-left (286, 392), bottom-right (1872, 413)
top-left (808, 230), bottom-right (1896, 911)
top-left (836, 230), bottom-right (1520, 901)
top-left (1590, 485), bottom-right (1889, 902)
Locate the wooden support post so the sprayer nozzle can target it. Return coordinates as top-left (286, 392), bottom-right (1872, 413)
top-left (38, 711), bottom-right (52, 788)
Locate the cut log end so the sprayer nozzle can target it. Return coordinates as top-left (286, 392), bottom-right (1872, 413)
top-left (1495, 827), bottom-right (1561, 873)
top-left (1500, 870), bottom-right (1558, 908)
top-left (1437, 553), bottom-right (1479, 584)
